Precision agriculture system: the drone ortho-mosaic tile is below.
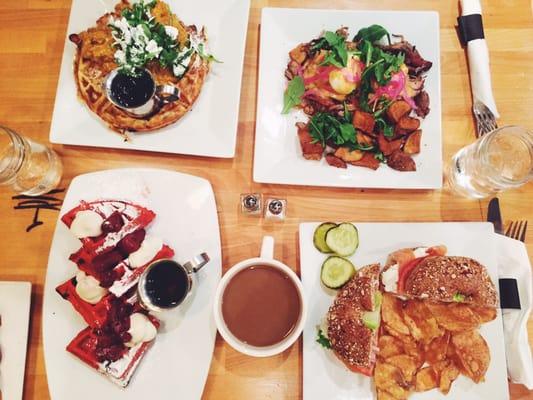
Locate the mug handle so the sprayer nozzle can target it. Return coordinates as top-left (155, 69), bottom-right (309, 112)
top-left (184, 253), bottom-right (210, 273)
top-left (260, 236), bottom-right (275, 259)
top-left (156, 84), bottom-right (180, 104)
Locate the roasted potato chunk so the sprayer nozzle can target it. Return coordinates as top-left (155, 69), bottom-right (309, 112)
top-left (404, 130), bottom-right (422, 154)
top-left (334, 146), bottom-right (364, 162)
top-left (386, 100), bottom-right (412, 123)
top-left (378, 133), bottom-right (403, 156)
top-left (387, 150), bottom-right (416, 171)
top-left (349, 152), bottom-right (380, 170)
top-left (296, 123), bottom-right (323, 160)
top-left (325, 154), bottom-right (347, 169)
top-left (356, 131), bottom-right (374, 147)
top-left (395, 116), bottom-right (420, 136)
top-left (353, 111), bottom-right (376, 133)
top-left (289, 43), bottom-right (307, 64)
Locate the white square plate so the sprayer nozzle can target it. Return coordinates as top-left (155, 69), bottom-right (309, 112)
top-left (0, 281), bottom-right (32, 400)
top-left (299, 222), bottom-right (509, 400)
top-left (254, 8), bottom-right (442, 188)
top-left (43, 168), bottom-right (221, 399)
top-left (50, 0), bottom-right (249, 158)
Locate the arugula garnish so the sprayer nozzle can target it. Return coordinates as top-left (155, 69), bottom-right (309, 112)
top-left (354, 24), bottom-right (390, 44)
top-left (374, 150), bottom-right (386, 162)
top-left (311, 31), bottom-right (349, 67)
top-left (356, 39), bottom-right (405, 110)
top-left (282, 76), bottom-right (305, 114)
top-left (316, 328), bottom-right (331, 349)
top-left (376, 117), bottom-right (394, 138)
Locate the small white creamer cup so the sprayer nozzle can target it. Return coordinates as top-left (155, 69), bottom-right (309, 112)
top-left (213, 236), bottom-right (307, 357)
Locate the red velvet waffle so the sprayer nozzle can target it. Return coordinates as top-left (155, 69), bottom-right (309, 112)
top-left (66, 308), bottom-right (160, 388)
top-left (61, 200), bottom-right (156, 256)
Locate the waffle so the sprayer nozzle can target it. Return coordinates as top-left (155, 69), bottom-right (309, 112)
top-left (70, 0), bottom-right (209, 136)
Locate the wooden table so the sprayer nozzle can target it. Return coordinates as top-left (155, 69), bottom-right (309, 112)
top-left (0, 0), bottom-right (531, 399)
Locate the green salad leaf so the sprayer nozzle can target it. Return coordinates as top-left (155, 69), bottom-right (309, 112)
top-left (282, 76), bottom-right (305, 114)
top-left (354, 24), bottom-right (390, 44)
top-left (311, 31), bottom-right (349, 67)
top-left (316, 328), bottom-right (332, 349)
top-left (453, 293), bottom-right (466, 302)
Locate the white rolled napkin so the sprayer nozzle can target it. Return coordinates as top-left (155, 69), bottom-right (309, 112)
top-left (460, 0), bottom-right (500, 118)
top-left (494, 233), bottom-right (533, 389)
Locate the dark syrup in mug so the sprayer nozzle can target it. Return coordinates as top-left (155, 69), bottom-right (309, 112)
top-left (144, 260), bottom-right (189, 308)
top-left (110, 70), bottom-right (155, 108)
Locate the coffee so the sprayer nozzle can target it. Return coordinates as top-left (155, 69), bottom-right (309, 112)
top-left (221, 265), bottom-right (301, 347)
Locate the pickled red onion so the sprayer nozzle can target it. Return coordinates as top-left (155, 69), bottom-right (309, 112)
top-left (303, 66), bottom-right (336, 85)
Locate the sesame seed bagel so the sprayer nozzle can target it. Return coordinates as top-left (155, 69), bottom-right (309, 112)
top-left (404, 256), bottom-right (498, 308)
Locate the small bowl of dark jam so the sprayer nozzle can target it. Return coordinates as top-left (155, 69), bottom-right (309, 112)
top-left (104, 68), bottom-right (180, 118)
top-left (138, 254), bottom-right (209, 313)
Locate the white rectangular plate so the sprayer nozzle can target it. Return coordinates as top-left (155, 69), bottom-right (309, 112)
top-left (254, 8), bottom-right (442, 188)
top-left (50, 0), bottom-right (249, 158)
top-left (0, 281), bottom-right (32, 400)
top-left (43, 168), bottom-right (221, 399)
top-left (299, 222), bottom-right (508, 400)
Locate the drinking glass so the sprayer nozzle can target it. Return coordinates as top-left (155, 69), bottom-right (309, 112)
top-left (0, 126), bottom-right (63, 196)
top-left (446, 125), bottom-right (533, 198)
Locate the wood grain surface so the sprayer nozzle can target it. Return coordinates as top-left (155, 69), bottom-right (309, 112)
top-left (0, 0), bottom-right (531, 399)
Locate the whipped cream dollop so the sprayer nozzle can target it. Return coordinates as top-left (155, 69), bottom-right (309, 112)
top-left (75, 270), bottom-right (108, 304)
top-left (125, 313), bottom-right (157, 348)
top-left (128, 235), bottom-right (163, 268)
top-left (382, 264), bottom-right (399, 293)
top-left (70, 210), bottom-right (104, 238)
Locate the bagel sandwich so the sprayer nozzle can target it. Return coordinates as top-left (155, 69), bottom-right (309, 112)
top-left (380, 246), bottom-right (498, 309)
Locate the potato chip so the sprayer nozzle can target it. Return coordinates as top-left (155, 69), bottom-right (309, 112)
top-left (415, 366), bottom-right (438, 392)
top-left (402, 300), bottom-right (443, 344)
top-left (382, 294), bottom-right (410, 335)
top-left (424, 331), bottom-right (450, 365)
top-left (378, 335), bottom-right (404, 359)
top-left (386, 355), bottom-right (418, 385)
top-left (374, 361), bottom-right (410, 400)
top-left (376, 390), bottom-right (398, 400)
top-left (432, 360), bottom-right (460, 395)
top-left (426, 302), bottom-right (481, 331)
top-left (468, 305), bottom-right (497, 324)
top-left (450, 330), bottom-right (490, 383)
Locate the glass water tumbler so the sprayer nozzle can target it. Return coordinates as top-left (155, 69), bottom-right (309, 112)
top-left (446, 126), bottom-right (533, 199)
top-left (0, 126), bottom-right (63, 196)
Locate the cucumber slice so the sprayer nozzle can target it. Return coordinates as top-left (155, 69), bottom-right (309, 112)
top-left (313, 222), bottom-right (337, 253)
top-left (374, 291), bottom-right (383, 310)
top-left (362, 310), bottom-right (381, 330)
top-left (325, 223), bottom-right (359, 256)
top-left (321, 256), bottom-right (355, 289)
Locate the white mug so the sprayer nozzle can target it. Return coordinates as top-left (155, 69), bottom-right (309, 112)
top-left (213, 236), bottom-right (307, 357)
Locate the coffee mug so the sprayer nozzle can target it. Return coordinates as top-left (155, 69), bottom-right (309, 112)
top-left (104, 68), bottom-right (180, 118)
top-left (213, 236), bottom-right (306, 357)
top-left (138, 253), bottom-right (209, 313)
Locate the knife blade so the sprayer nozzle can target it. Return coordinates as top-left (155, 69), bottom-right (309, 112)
top-left (487, 197), bottom-right (503, 234)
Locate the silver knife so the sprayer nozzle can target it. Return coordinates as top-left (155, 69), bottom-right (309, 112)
top-left (487, 197), bottom-right (503, 234)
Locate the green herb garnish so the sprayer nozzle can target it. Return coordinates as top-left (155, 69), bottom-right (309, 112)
top-left (316, 328), bottom-right (331, 349)
top-left (282, 76), bottom-right (305, 114)
top-left (453, 293), bottom-right (466, 302)
top-left (311, 31), bottom-right (349, 67)
top-left (376, 117), bottom-right (394, 138)
top-left (374, 151), bottom-right (386, 162)
top-left (354, 24), bottom-right (390, 44)
top-left (108, 0), bottom-right (217, 77)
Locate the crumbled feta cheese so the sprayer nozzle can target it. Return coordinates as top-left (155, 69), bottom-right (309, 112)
top-left (164, 25), bottom-right (179, 41)
top-left (145, 39), bottom-right (162, 57)
top-left (114, 49), bottom-right (126, 64)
